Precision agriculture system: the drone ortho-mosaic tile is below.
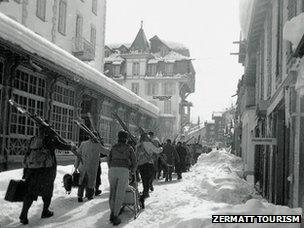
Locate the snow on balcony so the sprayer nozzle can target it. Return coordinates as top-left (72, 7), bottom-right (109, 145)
top-left (72, 36), bottom-right (95, 61)
top-left (283, 12), bottom-right (304, 51)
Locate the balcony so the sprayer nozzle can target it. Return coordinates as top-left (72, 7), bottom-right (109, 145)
top-left (72, 36), bottom-right (95, 61)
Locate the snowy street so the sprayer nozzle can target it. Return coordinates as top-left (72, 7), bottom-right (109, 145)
top-left (0, 149), bottom-right (301, 228)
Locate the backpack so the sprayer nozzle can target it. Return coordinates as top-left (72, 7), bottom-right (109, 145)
top-left (137, 143), bottom-right (153, 165)
top-left (23, 137), bottom-right (54, 169)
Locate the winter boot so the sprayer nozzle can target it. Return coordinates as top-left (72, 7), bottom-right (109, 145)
top-left (19, 215), bottom-right (29, 225)
top-left (41, 210), bottom-right (54, 219)
top-left (95, 189), bottom-right (102, 196)
top-left (112, 216), bottom-right (121, 226)
top-left (139, 195), bottom-right (145, 209)
top-left (78, 197), bottom-right (83, 203)
top-left (109, 212), bottom-right (114, 222)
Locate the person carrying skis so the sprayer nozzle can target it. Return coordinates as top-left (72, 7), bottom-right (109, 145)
top-left (74, 131), bottom-right (109, 202)
top-left (163, 139), bottom-right (179, 181)
top-left (136, 133), bottom-right (162, 198)
top-left (108, 131), bottom-right (137, 226)
top-left (19, 125), bottom-right (80, 225)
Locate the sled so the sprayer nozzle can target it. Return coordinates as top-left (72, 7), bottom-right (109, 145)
top-left (121, 172), bottom-right (144, 219)
top-left (123, 185), bottom-right (142, 219)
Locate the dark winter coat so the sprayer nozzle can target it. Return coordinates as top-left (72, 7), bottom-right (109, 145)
top-left (23, 133), bottom-right (72, 200)
top-left (176, 145), bottom-right (188, 171)
top-left (108, 142), bottom-right (137, 173)
top-left (163, 144), bottom-right (180, 166)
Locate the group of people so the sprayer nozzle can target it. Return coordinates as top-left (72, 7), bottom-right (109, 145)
top-left (18, 124), bottom-right (202, 226)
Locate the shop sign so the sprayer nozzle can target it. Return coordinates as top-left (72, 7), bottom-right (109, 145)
top-left (153, 96), bottom-right (172, 101)
top-left (251, 137), bottom-right (277, 145)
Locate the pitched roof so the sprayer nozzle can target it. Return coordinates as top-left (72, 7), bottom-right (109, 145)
top-left (150, 35), bottom-right (190, 56)
top-left (105, 53), bottom-right (125, 63)
top-left (130, 27), bottom-right (150, 53)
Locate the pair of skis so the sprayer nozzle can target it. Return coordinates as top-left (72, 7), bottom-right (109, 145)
top-left (8, 99), bottom-right (67, 144)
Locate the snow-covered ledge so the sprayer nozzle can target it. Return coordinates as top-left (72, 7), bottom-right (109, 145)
top-left (283, 12), bottom-right (304, 51)
top-left (283, 13), bottom-right (304, 96)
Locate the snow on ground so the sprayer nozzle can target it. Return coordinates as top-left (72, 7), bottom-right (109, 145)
top-left (0, 149), bottom-right (302, 228)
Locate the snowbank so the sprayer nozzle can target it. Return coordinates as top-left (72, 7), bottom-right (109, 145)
top-left (283, 13), bottom-right (304, 51)
top-left (0, 149), bottom-right (302, 227)
top-left (186, 149), bottom-right (261, 204)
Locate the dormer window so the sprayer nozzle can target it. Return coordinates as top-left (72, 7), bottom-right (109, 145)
top-left (113, 65), bottom-right (120, 77)
top-left (147, 64), bottom-right (157, 76)
top-left (132, 62), bottom-right (140, 76)
top-left (165, 63), bottom-right (174, 76)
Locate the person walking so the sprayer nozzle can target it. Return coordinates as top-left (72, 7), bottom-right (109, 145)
top-left (163, 139), bottom-right (179, 181)
top-left (108, 131), bottom-right (137, 226)
top-left (136, 133), bottom-right (162, 198)
top-left (95, 137), bottom-right (106, 196)
top-left (19, 125), bottom-right (80, 225)
top-left (74, 132), bottom-right (108, 202)
top-left (147, 131), bottom-right (161, 191)
top-left (175, 142), bottom-right (188, 179)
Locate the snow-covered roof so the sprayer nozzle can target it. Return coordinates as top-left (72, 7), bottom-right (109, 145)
top-left (106, 43), bottom-right (131, 49)
top-left (164, 40), bottom-right (187, 50)
top-left (150, 51), bottom-right (191, 63)
top-left (0, 13), bottom-right (159, 117)
top-left (105, 53), bottom-right (125, 63)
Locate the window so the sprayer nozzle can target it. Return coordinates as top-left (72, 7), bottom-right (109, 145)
top-left (302, 0), bottom-right (304, 12)
top-left (146, 82), bottom-right (158, 95)
top-left (276, 0), bottom-right (283, 84)
top-left (147, 64), bottom-right (157, 76)
top-left (10, 93), bottom-right (44, 136)
top-left (164, 100), bottom-right (171, 114)
top-left (98, 119), bottom-right (111, 144)
top-left (36, 0), bottom-right (46, 21)
top-left (14, 69), bottom-right (46, 96)
top-left (101, 103), bottom-right (112, 117)
top-left (52, 83), bottom-right (75, 140)
top-left (113, 65), bottom-right (120, 76)
top-left (11, 68), bottom-right (46, 136)
top-left (76, 14), bottom-right (83, 37)
top-left (131, 83), bottom-right (139, 95)
top-left (58, 0), bottom-right (67, 35)
top-left (162, 82), bottom-right (175, 95)
top-left (92, 0), bottom-right (97, 15)
top-left (187, 61), bottom-right (191, 73)
top-left (52, 105), bottom-right (74, 140)
top-left (53, 84), bottom-right (75, 106)
top-left (165, 63), bottom-right (174, 75)
top-left (90, 25), bottom-right (96, 47)
top-left (132, 62), bottom-right (140, 76)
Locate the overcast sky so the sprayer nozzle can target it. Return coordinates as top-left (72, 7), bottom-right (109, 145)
top-left (106, 0), bottom-right (244, 122)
